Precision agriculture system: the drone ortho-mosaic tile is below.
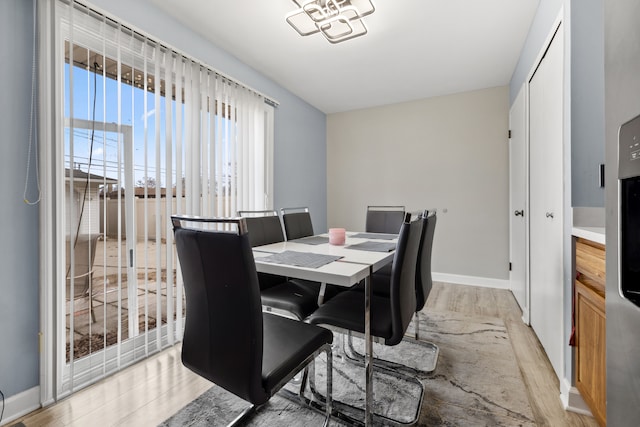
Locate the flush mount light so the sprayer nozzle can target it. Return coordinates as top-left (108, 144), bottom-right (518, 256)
top-left (286, 0), bottom-right (375, 44)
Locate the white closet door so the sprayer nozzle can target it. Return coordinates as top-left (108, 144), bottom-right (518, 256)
top-left (509, 85), bottom-right (528, 318)
top-left (529, 24), bottom-right (564, 379)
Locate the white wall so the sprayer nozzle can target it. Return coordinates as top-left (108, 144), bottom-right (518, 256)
top-left (327, 86), bottom-right (510, 281)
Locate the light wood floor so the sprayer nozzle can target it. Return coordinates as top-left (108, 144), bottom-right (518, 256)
top-left (15, 282), bottom-right (599, 427)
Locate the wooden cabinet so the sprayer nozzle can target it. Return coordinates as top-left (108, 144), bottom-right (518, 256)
top-left (574, 237), bottom-right (606, 426)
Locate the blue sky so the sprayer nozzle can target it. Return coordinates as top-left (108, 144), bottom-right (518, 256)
top-left (65, 62), bottom-right (174, 188)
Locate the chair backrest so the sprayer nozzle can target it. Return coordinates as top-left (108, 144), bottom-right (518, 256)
top-left (238, 210), bottom-right (285, 247)
top-left (66, 233), bottom-right (101, 297)
top-left (416, 211), bottom-right (437, 312)
top-left (238, 210), bottom-right (288, 290)
top-left (172, 216), bottom-right (269, 405)
top-left (280, 207), bottom-right (314, 240)
top-left (387, 212), bottom-right (422, 345)
top-left (365, 205), bottom-right (406, 234)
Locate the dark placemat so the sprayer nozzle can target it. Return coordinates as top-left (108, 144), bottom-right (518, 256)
top-left (258, 250), bottom-right (342, 268)
top-left (292, 236), bottom-right (330, 245)
top-left (345, 241), bottom-right (397, 252)
top-left (350, 232), bottom-right (397, 240)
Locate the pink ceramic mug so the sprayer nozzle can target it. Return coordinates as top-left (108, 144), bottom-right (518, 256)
top-left (329, 228), bottom-right (346, 245)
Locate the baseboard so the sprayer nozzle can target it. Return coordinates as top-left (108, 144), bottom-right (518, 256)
top-left (0, 386), bottom-right (40, 426)
top-left (432, 272), bottom-right (511, 290)
top-left (521, 307), bottom-right (530, 325)
top-left (560, 378), bottom-right (593, 416)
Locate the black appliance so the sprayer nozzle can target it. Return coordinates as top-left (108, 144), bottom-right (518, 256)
top-left (619, 113), bottom-right (640, 306)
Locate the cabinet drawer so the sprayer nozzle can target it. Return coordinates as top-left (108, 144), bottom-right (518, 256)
top-left (575, 238), bottom-right (605, 291)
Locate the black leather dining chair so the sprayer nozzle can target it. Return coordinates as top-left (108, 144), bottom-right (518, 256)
top-left (404, 210), bottom-right (441, 371)
top-left (306, 212), bottom-right (424, 425)
top-left (172, 215), bottom-right (333, 426)
top-left (238, 209), bottom-right (324, 320)
top-left (365, 206), bottom-right (405, 279)
top-left (281, 206), bottom-right (314, 240)
top-left (278, 206), bottom-right (344, 307)
top-left (414, 210), bottom-right (437, 340)
top-left (237, 210), bottom-right (290, 290)
top-left (347, 210), bottom-right (440, 372)
top-left (365, 205), bottom-right (406, 234)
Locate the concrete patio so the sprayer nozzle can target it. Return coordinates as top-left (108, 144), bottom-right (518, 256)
top-left (66, 238), bottom-right (183, 361)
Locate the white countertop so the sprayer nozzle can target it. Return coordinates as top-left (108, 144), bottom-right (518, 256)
top-left (572, 226), bottom-right (606, 245)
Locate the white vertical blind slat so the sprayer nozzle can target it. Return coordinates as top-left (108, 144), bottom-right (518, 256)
top-left (210, 71), bottom-right (218, 216)
top-left (164, 49), bottom-right (175, 344)
top-left (200, 67), bottom-right (209, 215)
top-left (184, 62), bottom-right (193, 214)
top-left (229, 85), bottom-right (237, 216)
top-left (66, 0), bottom-right (76, 387)
top-left (192, 61), bottom-right (202, 215)
top-left (153, 42), bottom-right (163, 351)
top-left (215, 90), bottom-right (223, 215)
top-left (142, 35), bottom-right (151, 356)
top-left (115, 19), bottom-right (124, 369)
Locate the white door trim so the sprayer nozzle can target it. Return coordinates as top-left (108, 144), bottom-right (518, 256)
top-left (509, 84), bottom-right (530, 324)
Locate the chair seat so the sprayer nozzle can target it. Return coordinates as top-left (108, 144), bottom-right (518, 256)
top-left (258, 272), bottom-right (289, 290)
top-left (289, 279), bottom-right (346, 301)
top-left (262, 312), bottom-right (333, 392)
top-left (261, 281), bottom-right (321, 320)
top-left (307, 290), bottom-right (393, 341)
top-left (262, 279), bottom-right (346, 320)
top-left (350, 269), bottom-right (393, 298)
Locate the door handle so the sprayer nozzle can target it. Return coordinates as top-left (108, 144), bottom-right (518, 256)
top-left (514, 210), bottom-right (524, 217)
top-left (546, 212), bottom-right (554, 218)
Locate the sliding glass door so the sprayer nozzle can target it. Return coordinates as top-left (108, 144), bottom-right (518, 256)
top-left (43, 0), bottom-right (275, 400)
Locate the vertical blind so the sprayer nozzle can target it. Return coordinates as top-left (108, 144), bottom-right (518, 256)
top-left (53, 0), bottom-right (274, 396)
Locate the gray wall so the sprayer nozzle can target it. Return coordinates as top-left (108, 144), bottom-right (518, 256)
top-left (510, 0), bottom-right (605, 209)
top-left (0, 0), bottom-right (327, 401)
top-left (0, 0), bottom-right (41, 397)
top-left (571, 0), bottom-right (605, 208)
top-left (604, 0), bottom-right (640, 424)
top-left (327, 86), bottom-right (510, 281)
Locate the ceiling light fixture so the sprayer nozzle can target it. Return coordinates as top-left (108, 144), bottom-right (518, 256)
top-left (286, 0), bottom-right (375, 44)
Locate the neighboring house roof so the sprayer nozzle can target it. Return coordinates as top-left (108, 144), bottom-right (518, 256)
top-left (65, 168), bottom-right (118, 184)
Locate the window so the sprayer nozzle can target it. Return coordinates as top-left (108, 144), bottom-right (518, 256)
top-left (41, 0), bottom-right (275, 399)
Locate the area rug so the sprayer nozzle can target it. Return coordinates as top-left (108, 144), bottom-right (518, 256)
top-left (159, 310), bottom-right (536, 426)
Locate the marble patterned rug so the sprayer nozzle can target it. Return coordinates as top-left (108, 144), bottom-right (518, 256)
top-left (159, 310), bottom-right (536, 426)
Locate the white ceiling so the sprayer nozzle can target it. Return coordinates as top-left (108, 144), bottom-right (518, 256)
top-left (149, 0), bottom-right (539, 114)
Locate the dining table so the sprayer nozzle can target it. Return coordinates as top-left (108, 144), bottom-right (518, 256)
top-left (252, 231), bottom-right (399, 426)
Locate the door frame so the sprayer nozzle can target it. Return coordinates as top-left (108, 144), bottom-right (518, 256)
top-left (509, 84), bottom-right (529, 324)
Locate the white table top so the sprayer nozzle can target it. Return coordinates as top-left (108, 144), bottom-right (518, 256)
top-left (253, 232), bottom-right (396, 287)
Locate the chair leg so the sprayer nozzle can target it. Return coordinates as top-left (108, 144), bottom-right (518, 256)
top-left (278, 344), bottom-right (334, 426)
top-left (324, 344), bottom-right (333, 427)
top-left (227, 403), bottom-right (257, 427)
top-left (343, 313), bottom-right (439, 374)
top-left (308, 333), bottom-right (425, 427)
top-left (298, 366), bottom-right (309, 399)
